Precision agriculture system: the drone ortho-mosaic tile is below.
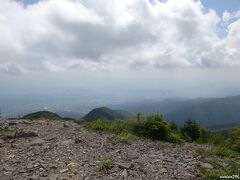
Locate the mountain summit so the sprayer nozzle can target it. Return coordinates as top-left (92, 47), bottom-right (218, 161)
top-left (82, 107), bottom-right (132, 121)
top-left (23, 111), bottom-right (62, 120)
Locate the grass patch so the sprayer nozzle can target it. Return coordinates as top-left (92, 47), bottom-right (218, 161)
top-left (0, 126), bottom-right (22, 139)
top-left (0, 125), bottom-right (37, 139)
top-left (198, 160), bottom-right (240, 179)
top-left (213, 146), bottom-right (239, 158)
top-left (99, 159), bottom-right (115, 172)
top-left (199, 169), bottom-right (234, 180)
top-left (197, 146), bottom-right (239, 158)
top-left (78, 119), bottom-right (139, 134)
top-left (111, 132), bottom-right (142, 144)
top-left (196, 147), bottom-right (240, 179)
top-left (75, 114), bottom-right (185, 143)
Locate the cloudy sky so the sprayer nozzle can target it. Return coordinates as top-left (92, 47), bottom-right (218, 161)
top-left (1, 0), bottom-right (240, 105)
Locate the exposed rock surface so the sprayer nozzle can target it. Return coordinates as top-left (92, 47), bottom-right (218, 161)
top-left (0, 120), bottom-right (211, 180)
top-left (199, 162), bottom-right (213, 169)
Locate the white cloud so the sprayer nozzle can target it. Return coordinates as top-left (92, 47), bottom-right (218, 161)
top-left (67, 60), bottom-right (113, 71)
top-left (0, 62), bottom-right (26, 75)
top-left (42, 61), bottom-right (65, 72)
top-left (0, 0), bottom-right (240, 74)
top-left (222, 9), bottom-right (240, 22)
top-left (222, 10), bottom-right (231, 22)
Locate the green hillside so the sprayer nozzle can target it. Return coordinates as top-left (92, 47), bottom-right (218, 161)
top-left (23, 111), bottom-right (62, 120)
top-left (82, 107), bottom-right (133, 121)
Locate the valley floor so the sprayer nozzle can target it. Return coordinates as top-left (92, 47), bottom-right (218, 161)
top-left (0, 120), bottom-right (211, 179)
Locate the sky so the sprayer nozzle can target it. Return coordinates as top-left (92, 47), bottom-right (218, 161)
top-left (201, 0), bottom-right (240, 15)
top-left (1, 0), bottom-right (240, 111)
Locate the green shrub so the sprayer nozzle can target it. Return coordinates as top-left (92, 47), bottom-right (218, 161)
top-left (169, 122), bottom-right (178, 131)
top-left (181, 119), bottom-right (210, 142)
top-left (136, 112), bottom-right (142, 121)
top-left (168, 132), bottom-right (184, 144)
top-left (231, 142), bottom-right (240, 152)
top-left (99, 159), bottom-right (114, 172)
top-left (209, 134), bottom-right (225, 145)
top-left (230, 128), bottom-right (240, 141)
top-left (198, 127), bottom-right (209, 143)
top-left (181, 119), bottom-right (201, 142)
top-left (0, 126), bottom-right (22, 139)
top-left (133, 114), bottom-right (171, 141)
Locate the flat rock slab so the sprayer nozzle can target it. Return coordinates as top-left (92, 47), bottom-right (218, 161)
top-left (0, 138), bottom-right (5, 144)
top-left (200, 162), bottom-right (214, 169)
top-left (117, 162), bottom-right (133, 169)
top-left (60, 139), bottom-right (74, 146)
top-left (29, 138), bottom-right (45, 146)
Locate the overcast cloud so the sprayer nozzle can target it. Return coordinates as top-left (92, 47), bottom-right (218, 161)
top-left (0, 0), bottom-right (240, 74)
top-left (1, 0), bottom-right (240, 117)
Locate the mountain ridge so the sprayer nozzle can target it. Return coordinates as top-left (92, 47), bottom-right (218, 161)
top-left (110, 94), bottom-right (240, 128)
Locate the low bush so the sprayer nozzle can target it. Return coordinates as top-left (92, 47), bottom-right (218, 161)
top-left (181, 119), bottom-right (210, 142)
top-left (209, 134), bottom-right (225, 145)
top-left (168, 132), bottom-right (184, 144)
top-left (0, 126), bottom-right (21, 139)
top-left (133, 114), bottom-right (170, 141)
top-left (99, 159), bottom-right (114, 172)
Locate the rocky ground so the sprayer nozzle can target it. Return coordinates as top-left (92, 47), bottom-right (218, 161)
top-left (0, 120), bottom-right (213, 180)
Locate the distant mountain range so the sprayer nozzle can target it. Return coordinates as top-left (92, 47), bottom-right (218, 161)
top-left (10, 94), bottom-right (240, 130)
top-left (54, 110), bottom-right (84, 119)
top-left (111, 95), bottom-right (240, 129)
top-left (82, 107), bottom-right (133, 121)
